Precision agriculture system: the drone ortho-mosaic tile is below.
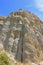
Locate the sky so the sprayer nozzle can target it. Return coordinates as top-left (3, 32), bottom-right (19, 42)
top-left (0, 0), bottom-right (43, 21)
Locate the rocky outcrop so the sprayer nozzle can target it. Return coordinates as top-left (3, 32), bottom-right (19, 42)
top-left (0, 9), bottom-right (43, 63)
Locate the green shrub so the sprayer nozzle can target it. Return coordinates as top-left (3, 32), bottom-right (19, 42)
top-left (0, 52), bottom-right (10, 65)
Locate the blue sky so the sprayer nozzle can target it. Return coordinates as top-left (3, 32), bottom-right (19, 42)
top-left (0, 0), bottom-right (43, 21)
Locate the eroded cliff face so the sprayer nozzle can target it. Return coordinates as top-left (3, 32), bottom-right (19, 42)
top-left (0, 10), bottom-right (43, 63)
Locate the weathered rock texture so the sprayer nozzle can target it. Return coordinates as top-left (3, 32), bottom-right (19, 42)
top-left (0, 9), bottom-right (43, 63)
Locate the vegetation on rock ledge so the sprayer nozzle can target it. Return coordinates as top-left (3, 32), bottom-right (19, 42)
top-left (0, 52), bottom-right (10, 65)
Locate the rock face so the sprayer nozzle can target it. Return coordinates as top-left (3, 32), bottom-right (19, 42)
top-left (0, 9), bottom-right (43, 63)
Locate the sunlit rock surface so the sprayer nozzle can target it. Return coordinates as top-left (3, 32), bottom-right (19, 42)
top-left (0, 9), bottom-right (43, 64)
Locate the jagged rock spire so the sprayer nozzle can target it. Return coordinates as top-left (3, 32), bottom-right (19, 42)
top-left (0, 10), bottom-right (43, 63)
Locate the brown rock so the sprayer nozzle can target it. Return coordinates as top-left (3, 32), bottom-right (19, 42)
top-left (0, 9), bottom-right (43, 63)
